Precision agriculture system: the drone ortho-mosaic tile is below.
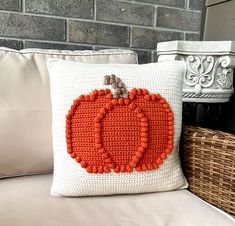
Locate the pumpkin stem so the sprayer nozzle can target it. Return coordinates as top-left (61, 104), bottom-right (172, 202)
top-left (104, 74), bottom-right (128, 98)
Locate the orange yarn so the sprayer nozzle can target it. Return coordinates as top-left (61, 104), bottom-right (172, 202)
top-left (66, 88), bottom-right (174, 173)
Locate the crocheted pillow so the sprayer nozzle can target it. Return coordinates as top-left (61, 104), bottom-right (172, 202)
top-left (48, 60), bottom-right (188, 196)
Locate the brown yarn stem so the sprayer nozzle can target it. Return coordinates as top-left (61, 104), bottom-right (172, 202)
top-left (104, 74), bottom-right (128, 98)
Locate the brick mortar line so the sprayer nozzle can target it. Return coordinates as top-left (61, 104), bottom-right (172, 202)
top-left (94, 0), bottom-right (97, 20)
top-left (21, 0), bottom-right (25, 13)
top-left (117, 0), bottom-right (202, 12)
top-left (0, 9), bottom-right (95, 20)
top-left (67, 18), bottom-right (200, 34)
top-left (95, 44), bottom-right (157, 52)
top-left (148, 26), bottom-right (199, 34)
top-left (0, 36), bottom-right (159, 52)
top-left (95, 44), bottom-right (160, 52)
top-left (186, 0), bottom-right (190, 9)
top-left (117, 0), bottom-right (185, 9)
top-left (0, 9), bottom-right (201, 33)
top-left (153, 7), bottom-right (157, 27)
top-left (71, 18), bottom-right (153, 30)
top-left (129, 26), bottom-right (133, 47)
top-left (155, 4), bottom-right (202, 13)
top-left (0, 37), bottom-right (93, 47)
top-left (66, 19), bottom-right (69, 42)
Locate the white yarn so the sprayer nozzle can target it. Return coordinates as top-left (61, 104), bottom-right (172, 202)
top-left (48, 60), bottom-right (188, 196)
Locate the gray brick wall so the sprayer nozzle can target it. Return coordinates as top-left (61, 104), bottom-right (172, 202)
top-left (0, 0), bottom-right (204, 63)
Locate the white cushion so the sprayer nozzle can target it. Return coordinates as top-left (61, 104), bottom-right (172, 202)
top-left (48, 60), bottom-right (188, 196)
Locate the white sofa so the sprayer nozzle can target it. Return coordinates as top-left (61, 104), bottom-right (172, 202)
top-left (0, 47), bottom-right (234, 226)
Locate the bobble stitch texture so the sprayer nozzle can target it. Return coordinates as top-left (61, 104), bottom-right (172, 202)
top-left (65, 75), bottom-right (174, 174)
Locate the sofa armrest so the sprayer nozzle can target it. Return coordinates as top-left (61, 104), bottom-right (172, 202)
top-left (182, 126), bottom-right (235, 216)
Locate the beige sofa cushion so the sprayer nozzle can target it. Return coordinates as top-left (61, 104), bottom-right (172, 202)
top-left (0, 174), bottom-right (234, 226)
top-left (0, 48), bottom-right (137, 179)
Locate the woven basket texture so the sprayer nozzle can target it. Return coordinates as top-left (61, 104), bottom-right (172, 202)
top-left (182, 126), bottom-right (235, 216)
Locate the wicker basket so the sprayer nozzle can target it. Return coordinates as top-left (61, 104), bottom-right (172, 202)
top-left (182, 126), bottom-right (235, 216)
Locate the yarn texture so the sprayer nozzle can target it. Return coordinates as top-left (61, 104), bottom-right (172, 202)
top-left (48, 60), bottom-right (188, 196)
top-left (66, 75), bottom-right (174, 174)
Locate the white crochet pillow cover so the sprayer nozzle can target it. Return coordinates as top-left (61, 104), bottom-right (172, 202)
top-left (48, 59), bottom-right (188, 196)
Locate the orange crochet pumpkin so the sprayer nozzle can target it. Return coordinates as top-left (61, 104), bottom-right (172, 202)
top-left (66, 75), bottom-right (174, 173)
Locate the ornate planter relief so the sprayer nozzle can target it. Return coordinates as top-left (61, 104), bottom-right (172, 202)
top-left (182, 55), bottom-right (234, 102)
top-left (216, 59), bottom-right (233, 90)
top-left (157, 41), bottom-right (235, 103)
top-left (184, 55), bottom-right (215, 93)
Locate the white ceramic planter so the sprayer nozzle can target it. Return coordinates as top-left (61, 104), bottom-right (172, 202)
top-left (157, 41), bottom-right (235, 103)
